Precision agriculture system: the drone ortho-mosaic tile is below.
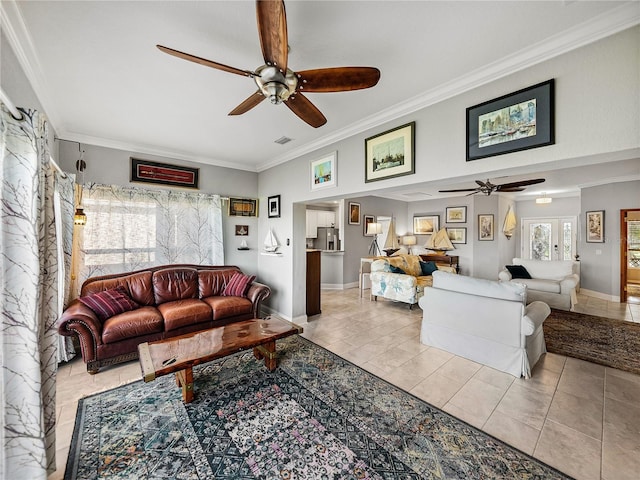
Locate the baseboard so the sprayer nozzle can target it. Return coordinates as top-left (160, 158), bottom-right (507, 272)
top-left (320, 282), bottom-right (358, 290)
top-left (580, 288), bottom-right (620, 303)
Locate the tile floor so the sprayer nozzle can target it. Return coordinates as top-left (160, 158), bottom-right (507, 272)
top-left (49, 290), bottom-right (640, 480)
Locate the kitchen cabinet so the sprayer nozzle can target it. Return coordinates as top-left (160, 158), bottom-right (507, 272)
top-left (306, 210), bottom-right (318, 238)
top-left (317, 210), bottom-right (336, 228)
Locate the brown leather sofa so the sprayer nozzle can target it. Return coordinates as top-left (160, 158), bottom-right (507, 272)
top-left (57, 264), bottom-right (271, 374)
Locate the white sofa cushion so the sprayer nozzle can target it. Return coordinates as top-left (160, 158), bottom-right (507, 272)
top-left (515, 278), bottom-right (561, 294)
top-left (432, 271), bottom-right (526, 303)
top-left (513, 258), bottom-right (574, 280)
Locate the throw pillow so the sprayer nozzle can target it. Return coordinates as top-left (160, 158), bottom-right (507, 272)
top-left (389, 265), bottom-right (406, 274)
top-left (79, 286), bottom-right (140, 321)
top-left (222, 272), bottom-right (256, 297)
top-left (506, 265), bottom-right (532, 279)
top-left (420, 260), bottom-right (438, 276)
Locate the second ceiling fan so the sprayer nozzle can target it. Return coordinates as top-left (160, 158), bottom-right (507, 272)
top-left (439, 178), bottom-right (546, 196)
top-left (157, 0), bottom-right (381, 128)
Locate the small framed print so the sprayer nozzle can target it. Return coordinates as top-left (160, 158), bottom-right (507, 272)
top-left (267, 195), bottom-right (281, 218)
top-left (229, 198), bottom-right (258, 217)
top-left (235, 225), bottom-right (249, 236)
top-left (586, 210), bottom-right (605, 243)
top-left (363, 215), bottom-right (376, 236)
top-left (478, 214), bottom-right (494, 241)
top-left (446, 206), bottom-right (467, 223)
top-left (447, 227), bottom-right (467, 244)
top-left (349, 202), bottom-right (361, 225)
top-left (311, 152), bottom-right (337, 190)
top-left (413, 215), bottom-right (439, 235)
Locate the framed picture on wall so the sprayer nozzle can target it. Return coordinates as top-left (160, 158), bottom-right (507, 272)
top-left (586, 210), bottom-right (605, 243)
top-left (228, 198), bottom-right (258, 217)
top-left (446, 206), bottom-right (467, 223)
top-left (447, 227), bottom-right (467, 244)
top-left (365, 122), bottom-right (415, 183)
top-left (267, 195), bottom-right (281, 218)
top-left (349, 202), bottom-right (361, 225)
top-left (413, 215), bottom-right (439, 235)
top-left (310, 152), bottom-right (337, 190)
top-left (478, 214), bottom-right (494, 241)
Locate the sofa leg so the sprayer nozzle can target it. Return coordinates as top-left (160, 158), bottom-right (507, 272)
top-left (87, 361), bottom-right (99, 375)
top-left (409, 304), bottom-right (413, 310)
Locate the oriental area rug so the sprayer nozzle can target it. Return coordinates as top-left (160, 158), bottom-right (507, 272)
top-left (544, 308), bottom-right (640, 374)
top-left (65, 336), bottom-right (571, 479)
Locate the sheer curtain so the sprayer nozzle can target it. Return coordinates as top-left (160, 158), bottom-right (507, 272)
top-left (73, 183), bottom-right (224, 293)
top-left (1, 106), bottom-right (60, 477)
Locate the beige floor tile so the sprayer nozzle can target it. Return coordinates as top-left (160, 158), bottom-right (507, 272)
top-left (547, 389), bottom-right (603, 439)
top-left (445, 377), bottom-right (507, 427)
top-left (515, 364), bottom-right (561, 395)
top-left (563, 356), bottom-right (606, 379)
top-left (495, 383), bottom-right (554, 430)
top-left (435, 355), bottom-right (482, 383)
top-left (603, 397), bottom-right (640, 448)
top-left (535, 419), bottom-right (602, 480)
top-left (601, 436), bottom-right (640, 480)
top-left (534, 351), bottom-right (567, 374)
top-left (472, 366), bottom-right (515, 390)
top-left (557, 369), bottom-right (605, 403)
top-left (483, 411), bottom-right (541, 456)
top-left (410, 371), bottom-right (465, 409)
top-left (605, 371), bottom-right (640, 406)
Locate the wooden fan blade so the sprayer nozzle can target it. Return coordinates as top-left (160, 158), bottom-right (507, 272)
top-left (285, 93), bottom-right (327, 128)
top-left (256, 0), bottom-right (288, 71)
top-left (497, 187), bottom-right (526, 192)
top-left (229, 91), bottom-right (266, 116)
top-left (496, 178), bottom-right (545, 190)
top-left (439, 188), bottom-right (480, 193)
top-left (157, 45), bottom-right (255, 77)
top-left (296, 67), bottom-right (381, 92)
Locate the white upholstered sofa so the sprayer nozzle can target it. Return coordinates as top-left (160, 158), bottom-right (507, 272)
top-left (419, 271), bottom-right (550, 378)
top-left (498, 258), bottom-right (580, 311)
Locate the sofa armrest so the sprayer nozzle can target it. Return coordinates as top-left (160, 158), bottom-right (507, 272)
top-left (56, 300), bottom-right (104, 363)
top-left (498, 269), bottom-right (512, 282)
top-left (370, 271), bottom-right (418, 286)
top-left (521, 301), bottom-right (551, 335)
top-left (559, 274), bottom-right (579, 294)
top-left (246, 281), bottom-right (271, 317)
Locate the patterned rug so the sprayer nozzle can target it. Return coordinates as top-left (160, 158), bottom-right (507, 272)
top-left (544, 309), bottom-right (640, 374)
top-left (65, 336), bottom-right (572, 479)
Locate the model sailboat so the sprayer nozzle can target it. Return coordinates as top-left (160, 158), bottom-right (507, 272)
top-left (382, 219), bottom-right (400, 256)
top-left (503, 205), bottom-right (517, 239)
top-left (263, 228), bottom-right (280, 253)
top-left (425, 227), bottom-right (455, 254)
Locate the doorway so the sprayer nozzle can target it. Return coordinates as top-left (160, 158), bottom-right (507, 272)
top-left (620, 209), bottom-right (640, 304)
top-left (522, 217), bottom-right (577, 261)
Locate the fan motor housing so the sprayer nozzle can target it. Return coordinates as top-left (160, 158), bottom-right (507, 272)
top-left (254, 65), bottom-right (298, 104)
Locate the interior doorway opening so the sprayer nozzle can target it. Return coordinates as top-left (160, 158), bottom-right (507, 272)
top-left (621, 209), bottom-right (640, 304)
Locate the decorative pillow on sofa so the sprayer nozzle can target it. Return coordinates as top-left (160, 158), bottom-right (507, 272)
top-left (389, 265), bottom-right (406, 274)
top-left (419, 260), bottom-right (438, 276)
top-left (222, 272), bottom-right (256, 297)
top-left (506, 265), bottom-right (532, 279)
top-left (79, 286), bottom-right (140, 321)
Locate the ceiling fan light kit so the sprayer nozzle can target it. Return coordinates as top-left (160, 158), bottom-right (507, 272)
top-left (157, 0), bottom-right (380, 128)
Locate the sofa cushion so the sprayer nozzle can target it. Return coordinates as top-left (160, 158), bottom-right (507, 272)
top-left (432, 270), bottom-right (526, 303)
top-left (222, 272), bottom-right (256, 297)
top-left (101, 306), bottom-right (164, 344)
top-left (389, 265), bottom-right (406, 274)
top-left (506, 265), bottom-right (532, 279)
top-left (202, 296), bottom-right (253, 320)
top-left (82, 272), bottom-right (155, 306)
top-left (79, 286), bottom-right (140, 321)
top-left (515, 278), bottom-right (561, 294)
top-left (420, 261), bottom-right (438, 276)
top-left (198, 268), bottom-right (238, 298)
top-left (157, 299), bottom-right (212, 331)
top-left (513, 258), bottom-right (574, 280)
top-left (153, 268), bottom-right (198, 304)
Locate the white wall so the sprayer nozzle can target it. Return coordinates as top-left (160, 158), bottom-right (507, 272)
top-left (258, 26), bottom-right (640, 318)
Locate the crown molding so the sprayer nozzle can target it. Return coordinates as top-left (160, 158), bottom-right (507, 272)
top-left (57, 130), bottom-right (257, 172)
top-left (257, 2), bottom-right (640, 172)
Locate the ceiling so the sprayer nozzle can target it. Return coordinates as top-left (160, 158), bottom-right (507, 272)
top-left (4, 1), bottom-right (639, 199)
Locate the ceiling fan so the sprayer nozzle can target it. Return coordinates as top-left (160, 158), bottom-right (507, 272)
top-left (439, 178), bottom-right (546, 196)
top-left (157, 0), bottom-right (381, 128)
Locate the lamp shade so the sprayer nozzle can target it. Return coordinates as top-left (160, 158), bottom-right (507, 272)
top-left (402, 235), bottom-right (417, 246)
top-left (366, 222), bottom-right (383, 235)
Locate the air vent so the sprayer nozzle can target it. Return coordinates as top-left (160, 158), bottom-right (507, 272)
top-left (274, 136), bottom-right (292, 145)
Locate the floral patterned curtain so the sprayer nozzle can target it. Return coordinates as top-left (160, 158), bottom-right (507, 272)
top-left (1, 106), bottom-right (59, 477)
top-left (73, 183), bottom-right (224, 292)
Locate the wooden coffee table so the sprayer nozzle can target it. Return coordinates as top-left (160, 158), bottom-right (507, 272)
top-left (138, 317), bottom-right (303, 403)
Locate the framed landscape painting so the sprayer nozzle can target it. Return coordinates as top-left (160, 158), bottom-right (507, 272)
top-left (365, 122), bottom-right (415, 183)
top-left (446, 206), bottom-right (467, 223)
top-left (447, 227), bottom-right (467, 244)
top-left (466, 79), bottom-right (555, 161)
top-left (311, 152), bottom-right (337, 190)
top-left (413, 215), bottom-right (439, 235)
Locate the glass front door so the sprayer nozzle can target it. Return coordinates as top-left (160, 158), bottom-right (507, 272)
top-left (522, 217), bottom-right (577, 261)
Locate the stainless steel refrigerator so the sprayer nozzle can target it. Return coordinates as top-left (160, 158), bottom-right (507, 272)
top-left (315, 227), bottom-right (339, 250)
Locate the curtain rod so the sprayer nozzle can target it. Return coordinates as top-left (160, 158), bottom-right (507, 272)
top-left (0, 87), bottom-right (24, 121)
